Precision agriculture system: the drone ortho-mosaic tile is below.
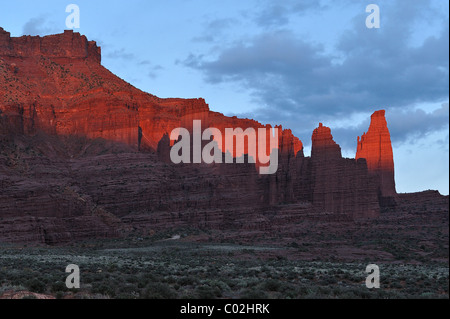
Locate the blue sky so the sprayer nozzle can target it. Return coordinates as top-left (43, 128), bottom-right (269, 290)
top-left (0, 0), bottom-right (448, 194)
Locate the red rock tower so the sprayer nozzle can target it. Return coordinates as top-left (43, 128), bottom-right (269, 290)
top-left (311, 123), bottom-right (342, 160)
top-left (356, 110), bottom-right (396, 198)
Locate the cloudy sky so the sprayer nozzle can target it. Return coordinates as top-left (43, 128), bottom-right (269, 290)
top-left (1, 0), bottom-right (448, 194)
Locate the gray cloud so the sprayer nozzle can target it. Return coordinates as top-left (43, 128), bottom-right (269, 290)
top-left (148, 65), bottom-right (164, 79)
top-left (255, 4), bottom-right (289, 27)
top-left (192, 18), bottom-right (238, 43)
top-left (331, 103), bottom-right (449, 152)
top-left (388, 103), bottom-right (449, 144)
top-left (105, 48), bottom-right (135, 60)
top-left (104, 51), bottom-right (163, 79)
top-left (254, 0), bottom-right (324, 27)
top-left (22, 16), bottom-right (59, 36)
top-left (183, 1), bottom-right (449, 149)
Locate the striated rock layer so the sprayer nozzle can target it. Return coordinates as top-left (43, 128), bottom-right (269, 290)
top-left (0, 28), bottom-right (429, 245)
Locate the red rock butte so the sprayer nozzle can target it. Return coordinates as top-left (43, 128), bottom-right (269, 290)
top-left (0, 29), bottom-right (407, 243)
top-left (0, 27), bottom-right (301, 165)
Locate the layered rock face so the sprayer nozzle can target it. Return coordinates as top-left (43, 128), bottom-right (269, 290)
top-left (0, 28), bottom-right (101, 63)
top-left (0, 28), bottom-right (301, 161)
top-left (0, 29), bottom-right (406, 244)
top-left (356, 110), bottom-right (397, 201)
top-left (308, 124), bottom-right (379, 218)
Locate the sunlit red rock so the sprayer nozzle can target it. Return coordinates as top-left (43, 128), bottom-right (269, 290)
top-left (356, 110), bottom-right (396, 198)
top-left (0, 28), bottom-right (301, 166)
top-left (0, 28), bottom-right (421, 244)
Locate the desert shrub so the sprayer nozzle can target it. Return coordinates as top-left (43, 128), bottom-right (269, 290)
top-left (196, 284), bottom-right (221, 299)
top-left (164, 276), bottom-right (177, 284)
top-left (319, 275), bottom-right (337, 286)
top-left (297, 286), bottom-right (313, 297)
top-left (92, 283), bottom-right (116, 298)
top-left (117, 283), bottom-right (138, 296)
top-left (240, 288), bottom-right (269, 299)
top-left (178, 275), bottom-right (198, 286)
top-left (142, 282), bottom-right (177, 299)
top-left (224, 278), bottom-right (238, 289)
top-left (262, 279), bottom-right (282, 292)
top-left (50, 281), bottom-right (67, 293)
top-left (303, 272), bottom-right (315, 280)
top-left (26, 278), bottom-right (46, 293)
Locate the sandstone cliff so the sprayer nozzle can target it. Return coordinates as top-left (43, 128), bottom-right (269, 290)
top-left (0, 29), bottom-right (408, 244)
top-left (0, 28), bottom-right (301, 159)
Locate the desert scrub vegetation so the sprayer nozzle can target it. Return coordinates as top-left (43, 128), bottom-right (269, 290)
top-left (0, 240), bottom-right (448, 299)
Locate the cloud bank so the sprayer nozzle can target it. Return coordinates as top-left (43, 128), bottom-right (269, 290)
top-left (183, 0), bottom-right (449, 150)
